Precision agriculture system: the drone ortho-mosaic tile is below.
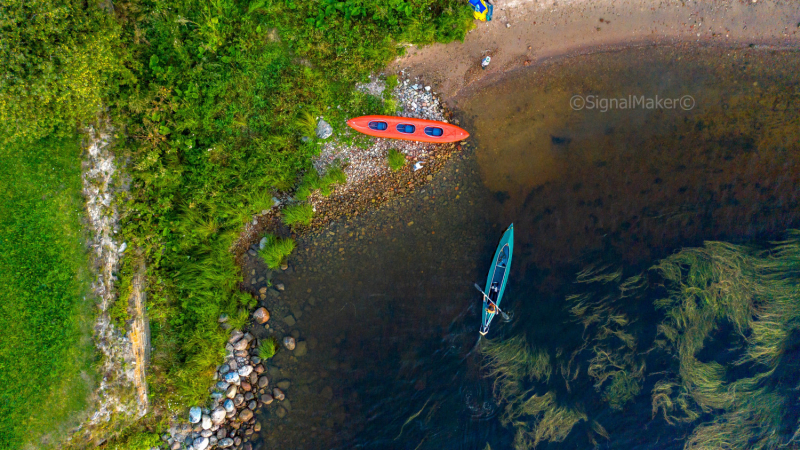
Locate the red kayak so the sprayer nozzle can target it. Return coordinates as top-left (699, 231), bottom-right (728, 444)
top-left (346, 115), bottom-right (469, 143)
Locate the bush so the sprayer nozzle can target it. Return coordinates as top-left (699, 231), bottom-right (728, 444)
top-left (258, 235), bottom-right (296, 269)
top-left (387, 149), bottom-right (407, 171)
top-left (282, 204), bottom-right (314, 227)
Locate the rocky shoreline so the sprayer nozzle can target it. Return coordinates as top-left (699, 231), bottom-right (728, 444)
top-left (162, 71), bottom-right (465, 450)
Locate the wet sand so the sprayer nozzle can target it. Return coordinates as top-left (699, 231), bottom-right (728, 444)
top-left (391, 0), bottom-right (800, 100)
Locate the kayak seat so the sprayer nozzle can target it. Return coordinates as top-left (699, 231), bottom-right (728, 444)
top-left (424, 126), bottom-right (444, 137)
top-left (396, 124), bottom-right (416, 134)
top-left (368, 121), bottom-right (388, 131)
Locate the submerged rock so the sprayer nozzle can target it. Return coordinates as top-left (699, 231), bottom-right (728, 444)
top-left (295, 340), bottom-right (308, 357)
top-left (239, 408), bottom-right (254, 422)
top-left (273, 388), bottom-right (285, 401)
top-left (253, 307), bottom-right (270, 324)
top-left (283, 336), bottom-right (296, 351)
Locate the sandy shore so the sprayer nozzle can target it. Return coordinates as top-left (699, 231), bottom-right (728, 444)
top-left (391, 0), bottom-right (800, 101)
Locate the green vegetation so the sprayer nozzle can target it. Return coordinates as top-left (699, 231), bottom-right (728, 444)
top-left (3, 0), bottom-right (473, 444)
top-left (295, 167), bottom-right (347, 201)
top-left (259, 336), bottom-right (279, 360)
top-left (483, 233), bottom-right (800, 449)
top-left (282, 204), bottom-right (315, 227)
top-left (0, 137), bottom-right (96, 449)
top-left (387, 148), bottom-right (407, 171)
top-left (258, 234), bottom-right (296, 270)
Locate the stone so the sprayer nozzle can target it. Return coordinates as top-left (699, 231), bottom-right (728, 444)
top-left (234, 350), bottom-right (248, 358)
top-left (233, 339), bottom-right (249, 351)
top-left (316, 118), bottom-right (333, 139)
top-left (223, 371), bottom-right (240, 385)
top-left (201, 414), bottom-right (212, 430)
top-left (234, 437), bottom-right (242, 446)
top-left (217, 428), bottom-right (228, 439)
top-left (275, 283), bottom-right (285, 291)
top-left (294, 340), bottom-right (307, 357)
top-left (189, 406), bottom-right (203, 424)
top-left (254, 422), bottom-right (261, 432)
top-left (239, 409), bottom-right (254, 422)
top-left (280, 262), bottom-right (288, 271)
top-left (248, 400), bottom-right (257, 410)
top-left (219, 437), bottom-right (234, 448)
top-left (258, 236), bottom-right (268, 249)
top-left (238, 365), bottom-right (253, 377)
top-left (171, 442), bottom-right (181, 450)
top-left (223, 399), bottom-right (235, 412)
top-left (193, 437), bottom-right (209, 450)
top-left (257, 375), bottom-right (269, 388)
top-left (283, 399), bottom-right (292, 411)
top-left (244, 392), bottom-right (255, 401)
top-left (241, 381), bottom-right (252, 392)
top-left (247, 249), bottom-right (257, 256)
top-left (208, 437), bottom-right (218, 446)
top-left (254, 364), bottom-right (265, 374)
top-left (253, 307), bottom-right (270, 324)
top-left (216, 381), bottom-right (230, 391)
top-left (243, 332), bottom-right (255, 343)
top-left (218, 313), bottom-right (229, 323)
top-left (273, 388), bottom-right (285, 401)
top-left (211, 407), bottom-right (227, 424)
top-left (276, 380), bottom-right (291, 390)
top-left (234, 394), bottom-right (245, 407)
top-left (260, 393), bottom-right (274, 405)
top-left (249, 372), bottom-right (258, 384)
top-left (276, 406), bottom-right (287, 418)
top-left (200, 429), bottom-right (213, 438)
top-left (229, 330), bottom-right (244, 343)
top-left (251, 356), bottom-right (261, 365)
top-left (225, 385), bottom-right (237, 399)
top-left (283, 336), bottom-right (296, 351)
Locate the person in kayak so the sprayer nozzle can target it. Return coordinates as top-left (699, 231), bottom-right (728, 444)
top-left (486, 302), bottom-right (497, 315)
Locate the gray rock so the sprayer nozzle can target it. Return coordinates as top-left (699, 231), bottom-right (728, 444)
top-left (224, 372), bottom-right (240, 384)
top-left (260, 393), bottom-right (274, 404)
top-left (237, 365), bottom-right (253, 377)
top-left (171, 442), bottom-right (181, 450)
top-left (209, 436), bottom-right (217, 446)
top-left (276, 406), bottom-right (287, 418)
top-left (223, 399), bottom-right (235, 412)
top-left (244, 392), bottom-right (255, 401)
top-left (276, 380), bottom-right (291, 390)
top-left (248, 400), bottom-right (257, 410)
top-left (247, 249), bottom-right (257, 256)
top-left (216, 381), bottom-right (230, 391)
top-left (201, 414), bottom-right (212, 430)
top-left (234, 394), bottom-right (245, 407)
top-left (257, 375), bottom-right (269, 388)
top-left (211, 407), bottom-right (227, 424)
top-left (283, 336), bottom-right (296, 351)
top-left (218, 313), bottom-right (229, 323)
top-left (243, 332), bottom-right (255, 343)
top-left (193, 437), bottom-right (209, 450)
top-left (283, 315), bottom-right (296, 326)
top-left (316, 118), bottom-right (333, 139)
top-left (295, 341), bottom-right (307, 357)
top-left (219, 438), bottom-right (234, 448)
top-left (217, 428), bottom-right (227, 439)
top-left (233, 339), bottom-right (249, 351)
top-left (258, 236), bottom-right (268, 249)
top-left (273, 388), bottom-right (285, 401)
top-left (189, 406), bottom-right (202, 424)
top-left (200, 429), bottom-right (213, 438)
top-left (275, 283), bottom-right (285, 291)
top-left (229, 330), bottom-right (244, 343)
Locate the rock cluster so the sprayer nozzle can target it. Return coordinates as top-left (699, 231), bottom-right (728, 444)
top-left (162, 324), bottom-right (287, 450)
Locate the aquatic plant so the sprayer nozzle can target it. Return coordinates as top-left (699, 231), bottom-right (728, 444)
top-left (258, 234), bottom-right (296, 269)
top-left (282, 204), bottom-right (314, 227)
top-left (295, 109), bottom-right (318, 138)
top-left (387, 148), bottom-right (407, 172)
top-left (259, 337), bottom-right (279, 360)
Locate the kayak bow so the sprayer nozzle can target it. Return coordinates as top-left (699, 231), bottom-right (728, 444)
top-left (480, 224), bottom-right (514, 336)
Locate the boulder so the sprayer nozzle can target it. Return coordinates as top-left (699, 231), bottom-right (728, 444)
top-left (211, 407), bottom-right (226, 424)
top-left (223, 399), bottom-right (235, 413)
top-left (238, 365), bottom-right (253, 377)
top-left (225, 385), bottom-right (237, 399)
top-left (223, 371), bottom-right (241, 384)
top-left (239, 409), bottom-right (254, 422)
top-left (283, 336), bottom-right (296, 351)
top-left (193, 437), bottom-right (209, 450)
top-left (316, 118), bottom-right (333, 139)
top-left (189, 406), bottom-right (202, 424)
top-left (253, 307), bottom-right (270, 324)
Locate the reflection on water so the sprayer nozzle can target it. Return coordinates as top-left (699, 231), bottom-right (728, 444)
top-left (249, 46), bottom-right (800, 449)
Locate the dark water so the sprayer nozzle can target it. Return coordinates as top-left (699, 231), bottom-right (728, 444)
top-left (250, 46), bottom-right (800, 449)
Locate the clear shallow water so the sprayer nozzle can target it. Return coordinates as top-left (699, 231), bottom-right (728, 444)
top-left (249, 46), bottom-right (800, 449)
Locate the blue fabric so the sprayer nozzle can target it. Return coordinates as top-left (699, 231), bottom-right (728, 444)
top-left (396, 124), bottom-right (416, 134)
top-left (424, 127), bottom-right (444, 137)
top-left (369, 121), bottom-right (388, 131)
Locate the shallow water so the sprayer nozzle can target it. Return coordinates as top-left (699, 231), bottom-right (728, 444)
top-left (248, 46), bottom-right (800, 449)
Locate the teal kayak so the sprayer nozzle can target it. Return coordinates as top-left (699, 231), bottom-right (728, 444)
top-left (479, 224), bottom-right (514, 335)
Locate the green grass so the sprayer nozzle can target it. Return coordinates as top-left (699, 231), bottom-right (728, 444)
top-left (259, 337), bottom-right (279, 360)
top-left (295, 167), bottom-right (348, 201)
top-left (258, 235), bottom-right (296, 269)
top-left (387, 148), bottom-right (407, 171)
top-left (282, 204), bottom-right (314, 227)
top-left (0, 137), bottom-right (97, 449)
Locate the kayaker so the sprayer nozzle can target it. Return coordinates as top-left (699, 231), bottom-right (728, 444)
top-left (486, 302), bottom-right (497, 315)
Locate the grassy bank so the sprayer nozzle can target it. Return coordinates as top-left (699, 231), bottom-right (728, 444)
top-left (0, 137), bottom-right (97, 449)
top-left (482, 233), bottom-right (800, 449)
top-left (3, 0), bottom-right (475, 444)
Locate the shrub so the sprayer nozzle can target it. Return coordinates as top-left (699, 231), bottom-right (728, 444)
top-left (282, 204), bottom-right (314, 227)
top-left (258, 234), bottom-right (296, 269)
top-left (387, 149), bottom-right (407, 171)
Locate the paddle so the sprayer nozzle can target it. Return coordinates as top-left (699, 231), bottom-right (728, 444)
top-left (473, 283), bottom-right (510, 321)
